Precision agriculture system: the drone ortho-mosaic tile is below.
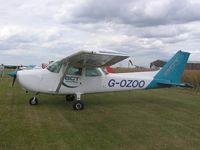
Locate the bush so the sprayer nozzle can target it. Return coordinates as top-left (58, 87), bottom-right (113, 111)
top-left (182, 70), bottom-right (200, 88)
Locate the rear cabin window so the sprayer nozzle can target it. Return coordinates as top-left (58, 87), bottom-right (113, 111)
top-left (85, 68), bottom-right (102, 77)
top-left (66, 66), bottom-right (82, 76)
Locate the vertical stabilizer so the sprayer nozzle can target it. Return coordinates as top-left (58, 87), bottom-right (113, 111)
top-left (147, 50), bottom-right (190, 88)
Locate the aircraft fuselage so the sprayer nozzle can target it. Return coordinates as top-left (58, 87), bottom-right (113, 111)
top-left (17, 67), bottom-right (156, 95)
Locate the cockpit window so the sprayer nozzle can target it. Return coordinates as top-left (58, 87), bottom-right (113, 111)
top-left (66, 66), bottom-right (82, 76)
top-left (47, 61), bottom-right (62, 73)
top-left (85, 68), bottom-right (102, 77)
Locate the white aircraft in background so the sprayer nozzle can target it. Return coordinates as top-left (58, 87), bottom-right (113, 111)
top-left (9, 50), bottom-right (191, 110)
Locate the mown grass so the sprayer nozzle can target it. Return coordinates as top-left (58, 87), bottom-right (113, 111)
top-left (0, 71), bottom-right (200, 150)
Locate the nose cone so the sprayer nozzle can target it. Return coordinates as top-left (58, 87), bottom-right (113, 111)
top-left (17, 70), bottom-right (29, 90)
top-left (17, 70), bottom-right (41, 92)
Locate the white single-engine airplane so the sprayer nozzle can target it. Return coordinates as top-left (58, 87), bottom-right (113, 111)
top-left (9, 50), bottom-right (190, 110)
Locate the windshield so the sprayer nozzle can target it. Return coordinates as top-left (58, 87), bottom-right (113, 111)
top-left (101, 68), bottom-right (109, 75)
top-left (47, 61), bottom-right (62, 73)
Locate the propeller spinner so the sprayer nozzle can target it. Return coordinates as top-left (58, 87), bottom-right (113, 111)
top-left (8, 71), bottom-right (17, 86)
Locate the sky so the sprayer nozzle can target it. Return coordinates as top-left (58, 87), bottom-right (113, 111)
top-left (0, 0), bottom-right (200, 67)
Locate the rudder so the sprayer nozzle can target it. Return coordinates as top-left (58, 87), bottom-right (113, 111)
top-left (147, 50), bottom-right (190, 88)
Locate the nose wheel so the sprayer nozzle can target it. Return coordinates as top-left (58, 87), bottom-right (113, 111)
top-left (29, 97), bottom-right (38, 105)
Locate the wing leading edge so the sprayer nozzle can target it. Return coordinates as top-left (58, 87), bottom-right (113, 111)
top-left (60, 50), bottom-right (129, 67)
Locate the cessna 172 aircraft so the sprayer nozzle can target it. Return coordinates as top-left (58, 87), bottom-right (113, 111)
top-left (9, 50), bottom-right (190, 110)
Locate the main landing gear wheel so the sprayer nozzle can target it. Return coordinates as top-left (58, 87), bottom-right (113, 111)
top-left (73, 101), bottom-right (84, 111)
top-left (66, 94), bottom-right (75, 102)
top-left (29, 97), bottom-right (38, 105)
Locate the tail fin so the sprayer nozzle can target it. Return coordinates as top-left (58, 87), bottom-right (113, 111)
top-left (147, 50), bottom-right (190, 88)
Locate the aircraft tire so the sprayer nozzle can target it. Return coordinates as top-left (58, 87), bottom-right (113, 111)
top-left (73, 101), bottom-right (84, 110)
top-left (66, 94), bottom-right (75, 102)
top-left (29, 97), bottom-right (38, 105)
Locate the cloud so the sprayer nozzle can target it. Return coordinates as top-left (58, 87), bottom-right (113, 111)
top-left (62, 0), bottom-right (200, 27)
top-left (0, 0), bottom-right (200, 66)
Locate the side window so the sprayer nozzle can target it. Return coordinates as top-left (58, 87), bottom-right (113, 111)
top-left (66, 66), bottom-right (82, 76)
top-left (85, 68), bottom-right (102, 77)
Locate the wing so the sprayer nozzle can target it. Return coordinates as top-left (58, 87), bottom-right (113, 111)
top-left (60, 50), bottom-right (129, 67)
top-left (56, 50), bottom-right (129, 93)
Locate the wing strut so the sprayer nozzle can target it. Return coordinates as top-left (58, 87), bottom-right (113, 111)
top-left (56, 63), bottom-right (69, 93)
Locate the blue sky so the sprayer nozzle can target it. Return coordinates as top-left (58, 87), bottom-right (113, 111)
top-left (0, 0), bottom-right (200, 67)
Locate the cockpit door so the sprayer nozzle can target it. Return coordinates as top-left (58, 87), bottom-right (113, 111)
top-left (81, 67), bottom-right (103, 93)
top-left (60, 65), bottom-right (83, 93)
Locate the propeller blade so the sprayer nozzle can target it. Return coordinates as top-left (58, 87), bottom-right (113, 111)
top-left (12, 76), bottom-right (16, 86)
top-left (8, 71), bottom-right (17, 87)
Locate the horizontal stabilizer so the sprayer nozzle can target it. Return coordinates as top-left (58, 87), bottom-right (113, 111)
top-left (156, 79), bottom-right (194, 88)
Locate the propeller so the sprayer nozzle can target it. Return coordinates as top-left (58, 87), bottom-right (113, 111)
top-left (8, 71), bottom-right (17, 86)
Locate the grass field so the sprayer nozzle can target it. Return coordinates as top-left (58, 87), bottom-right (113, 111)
top-left (1, 73), bottom-right (200, 150)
